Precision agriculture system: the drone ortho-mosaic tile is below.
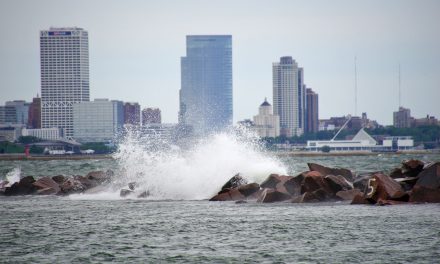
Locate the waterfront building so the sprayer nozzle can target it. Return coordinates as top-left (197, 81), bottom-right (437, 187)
top-left (0, 106), bottom-right (17, 125)
top-left (124, 102), bottom-right (141, 126)
top-left (5, 100), bottom-right (30, 126)
top-left (0, 126), bottom-right (23, 142)
top-left (22, 128), bottom-right (63, 141)
top-left (272, 56), bottom-right (304, 137)
top-left (393, 107), bottom-right (411, 128)
top-left (40, 27), bottom-right (90, 138)
top-left (179, 35), bottom-right (233, 136)
top-left (28, 96), bottom-right (41, 129)
top-left (142, 108), bottom-right (161, 125)
top-left (306, 128), bottom-right (377, 152)
top-left (411, 115), bottom-right (439, 127)
top-left (253, 99), bottom-right (280, 138)
top-left (73, 99), bottom-right (124, 143)
top-left (305, 88), bottom-right (319, 133)
top-left (141, 123), bottom-right (176, 143)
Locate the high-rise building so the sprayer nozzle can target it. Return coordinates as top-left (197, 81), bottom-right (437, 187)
top-left (253, 98), bottom-right (280, 138)
top-left (40, 27), bottom-right (89, 138)
top-left (124, 102), bottom-right (141, 126)
top-left (73, 99), bottom-right (124, 142)
top-left (142, 108), bottom-right (161, 125)
top-left (5, 100), bottom-right (30, 126)
top-left (273, 56), bottom-right (304, 137)
top-left (305, 88), bottom-right (319, 133)
top-left (28, 96), bottom-right (41, 129)
top-left (179, 35), bottom-right (233, 136)
top-left (0, 106), bottom-right (17, 125)
top-left (393, 107), bottom-right (411, 128)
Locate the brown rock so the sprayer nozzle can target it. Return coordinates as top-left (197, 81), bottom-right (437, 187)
top-left (307, 163), bottom-right (353, 181)
top-left (415, 162), bottom-right (440, 189)
top-left (365, 173), bottom-right (408, 203)
top-left (324, 175), bottom-right (353, 193)
top-left (4, 176), bottom-right (36, 196)
top-left (209, 192), bottom-right (232, 201)
top-left (402, 159), bottom-right (424, 177)
top-left (350, 193), bottom-right (372, 205)
top-left (257, 188), bottom-right (291, 203)
top-left (409, 186), bottom-right (440, 203)
top-left (33, 177), bottom-right (61, 195)
top-left (60, 177), bottom-right (87, 194)
top-left (389, 168), bottom-right (404, 179)
top-left (336, 189), bottom-right (362, 201)
top-left (221, 173), bottom-right (248, 191)
top-left (353, 172), bottom-right (378, 192)
top-left (51, 175), bottom-right (66, 184)
top-left (229, 188), bottom-right (246, 201)
top-left (260, 174), bottom-right (282, 189)
top-left (86, 170), bottom-right (113, 184)
top-left (300, 171), bottom-right (331, 194)
top-left (377, 199), bottom-right (408, 206)
top-left (237, 183), bottom-right (260, 197)
top-left (291, 191), bottom-right (323, 203)
top-left (284, 173), bottom-right (305, 196)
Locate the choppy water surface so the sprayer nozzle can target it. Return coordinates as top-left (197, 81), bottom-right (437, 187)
top-left (1, 197), bottom-right (439, 263)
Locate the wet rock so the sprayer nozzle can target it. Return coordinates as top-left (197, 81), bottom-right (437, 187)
top-left (324, 175), bottom-right (353, 193)
top-left (120, 189), bottom-right (134, 197)
top-left (402, 159), bottom-right (424, 177)
top-left (221, 174), bottom-right (248, 191)
top-left (235, 200), bottom-right (247, 204)
top-left (389, 168), bottom-right (404, 179)
top-left (86, 170), bottom-right (113, 184)
top-left (353, 173), bottom-right (378, 192)
top-left (414, 162), bottom-right (440, 189)
top-left (229, 188), bottom-right (246, 201)
top-left (350, 193), bottom-right (371, 205)
top-left (237, 183), bottom-right (260, 197)
top-left (257, 188), bottom-right (291, 203)
top-left (137, 190), bottom-right (149, 198)
top-left (128, 182), bottom-right (138, 191)
top-left (365, 173), bottom-right (408, 203)
top-left (4, 176), bottom-right (36, 196)
top-left (336, 189), bottom-right (362, 201)
top-left (51, 175), bottom-right (66, 185)
top-left (33, 177), bottom-right (61, 195)
top-left (394, 177), bottom-right (419, 191)
top-left (284, 173), bottom-right (305, 196)
top-left (260, 174), bottom-right (282, 189)
top-left (60, 177), bottom-right (87, 194)
top-left (409, 186), bottom-right (440, 203)
top-left (209, 192), bottom-right (232, 201)
top-left (307, 163), bottom-right (353, 181)
top-left (377, 199), bottom-right (408, 206)
top-left (300, 171), bottom-right (329, 194)
top-left (291, 190), bottom-right (325, 203)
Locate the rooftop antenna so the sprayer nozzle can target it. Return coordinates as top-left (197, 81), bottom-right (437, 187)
top-left (354, 56), bottom-right (358, 116)
top-left (398, 63), bottom-right (401, 108)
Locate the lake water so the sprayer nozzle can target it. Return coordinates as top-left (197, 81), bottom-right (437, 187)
top-left (1, 133), bottom-right (440, 263)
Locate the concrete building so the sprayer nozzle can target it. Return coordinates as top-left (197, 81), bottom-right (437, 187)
top-left (22, 128), bottom-right (63, 141)
top-left (0, 125), bottom-right (24, 142)
top-left (305, 88), bottom-right (319, 133)
top-left (73, 99), bottom-right (124, 143)
top-left (307, 128), bottom-right (378, 152)
top-left (273, 56), bottom-right (304, 137)
top-left (253, 99), bottom-right (280, 138)
top-left (5, 100), bottom-right (30, 125)
top-left (142, 108), bottom-right (161, 125)
top-left (393, 107), bottom-right (411, 128)
top-left (28, 96), bottom-right (41, 129)
top-left (179, 35), bottom-right (233, 136)
top-left (0, 106), bottom-right (17, 125)
top-left (124, 102), bottom-right (141, 126)
top-left (411, 115), bottom-right (439, 127)
top-left (141, 123), bottom-right (176, 143)
top-left (40, 27), bottom-right (90, 138)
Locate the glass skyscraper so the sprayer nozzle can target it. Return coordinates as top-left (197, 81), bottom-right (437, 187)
top-left (40, 27), bottom-right (89, 138)
top-left (179, 35), bottom-right (232, 136)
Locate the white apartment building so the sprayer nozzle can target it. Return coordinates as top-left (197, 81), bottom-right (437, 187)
top-left (253, 99), bottom-right (280, 138)
top-left (40, 27), bottom-right (89, 139)
top-left (73, 99), bottom-right (124, 143)
top-left (273, 56), bottom-right (304, 137)
top-left (22, 128), bottom-right (63, 141)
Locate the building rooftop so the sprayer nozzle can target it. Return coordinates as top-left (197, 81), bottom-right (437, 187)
top-left (260, 98), bottom-right (271, 107)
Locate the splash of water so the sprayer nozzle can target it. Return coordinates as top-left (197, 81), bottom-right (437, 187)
top-left (5, 167), bottom-right (21, 187)
top-left (112, 129), bottom-right (287, 200)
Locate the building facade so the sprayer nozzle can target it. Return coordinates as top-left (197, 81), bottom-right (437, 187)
top-left (40, 27), bottom-right (90, 138)
top-left (273, 56), bottom-right (304, 137)
top-left (142, 108), bottom-right (161, 125)
top-left (5, 100), bottom-right (30, 126)
top-left (0, 106), bottom-right (17, 125)
top-left (253, 99), bottom-right (280, 138)
top-left (73, 99), bottom-right (124, 143)
top-left (393, 107), bottom-right (411, 128)
top-left (179, 35), bottom-right (233, 136)
top-left (28, 96), bottom-right (41, 129)
top-left (305, 88), bottom-right (319, 133)
top-left (124, 102), bottom-right (141, 126)
top-left (22, 128), bottom-right (63, 141)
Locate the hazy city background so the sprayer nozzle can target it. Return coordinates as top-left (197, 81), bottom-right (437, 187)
top-left (1, 0), bottom-right (439, 125)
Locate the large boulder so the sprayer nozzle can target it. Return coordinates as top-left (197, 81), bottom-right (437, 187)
top-left (409, 186), bottom-right (440, 203)
top-left (210, 183), bottom-right (260, 201)
top-left (221, 174), bottom-right (248, 191)
top-left (365, 173), bottom-right (408, 203)
top-left (291, 189), bottom-right (329, 203)
top-left (33, 177), bottom-right (61, 195)
top-left (300, 171), bottom-right (331, 194)
top-left (324, 175), bottom-right (353, 193)
top-left (353, 172), bottom-right (378, 192)
top-left (402, 159), bottom-right (424, 177)
top-left (260, 174), bottom-right (289, 189)
top-left (257, 188), bottom-right (291, 203)
top-left (350, 193), bottom-right (372, 205)
top-left (237, 183), bottom-right (260, 197)
top-left (284, 173), bottom-right (305, 196)
top-left (60, 177), bottom-right (88, 195)
top-left (414, 162), bottom-right (440, 189)
top-left (51, 175), bottom-right (66, 185)
top-left (336, 189), bottom-right (362, 201)
top-left (307, 163), bottom-right (353, 181)
top-left (86, 170), bottom-right (113, 184)
top-left (4, 176), bottom-right (37, 196)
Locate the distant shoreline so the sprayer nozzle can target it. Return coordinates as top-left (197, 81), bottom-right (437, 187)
top-left (0, 150), bottom-right (438, 161)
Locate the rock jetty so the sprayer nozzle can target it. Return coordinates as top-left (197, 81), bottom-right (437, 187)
top-left (210, 160), bottom-right (440, 205)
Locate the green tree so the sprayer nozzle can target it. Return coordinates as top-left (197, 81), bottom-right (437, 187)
top-left (321, 145), bottom-right (331, 153)
top-left (17, 136), bottom-right (41, 144)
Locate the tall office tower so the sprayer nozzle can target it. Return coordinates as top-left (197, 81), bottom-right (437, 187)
top-left (297, 68), bottom-right (306, 132)
top-left (5, 100), bottom-right (30, 125)
top-left (40, 27), bottom-right (89, 138)
top-left (0, 105), bottom-right (17, 125)
top-left (142, 108), bottom-right (161, 125)
top-left (73, 99), bottom-right (124, 142)
top-left (393, 106), bottom-right (411, 128)
top-left (305, 88), bottom-right (319, 133)
top-left (273, 56), bottom-right (303, 137)
top-left (28, 96), bottom-right (41, 129)
top-left (124, 102), bottom-right (141, 126)
top-left (179, 35), bottom-right (233, 136)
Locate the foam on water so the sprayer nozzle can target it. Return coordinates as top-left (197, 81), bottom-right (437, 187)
top-left (106, 129), bottom-right (287, 200)
top-left (5, 167), bottom-right (21, 187)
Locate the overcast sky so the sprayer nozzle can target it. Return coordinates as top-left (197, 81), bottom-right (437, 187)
top-left (0, 0), bottom-right (439, 125)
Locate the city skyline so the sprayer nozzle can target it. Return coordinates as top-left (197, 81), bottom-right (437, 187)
top-left (1, 0), bottom-right (439, 125)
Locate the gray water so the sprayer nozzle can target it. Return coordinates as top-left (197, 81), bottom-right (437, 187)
top-left (1, 153), bottom-right (440, 263)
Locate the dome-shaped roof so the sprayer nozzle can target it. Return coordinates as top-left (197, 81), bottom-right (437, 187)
top-left (260, 98), bottom-right (271, 107)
